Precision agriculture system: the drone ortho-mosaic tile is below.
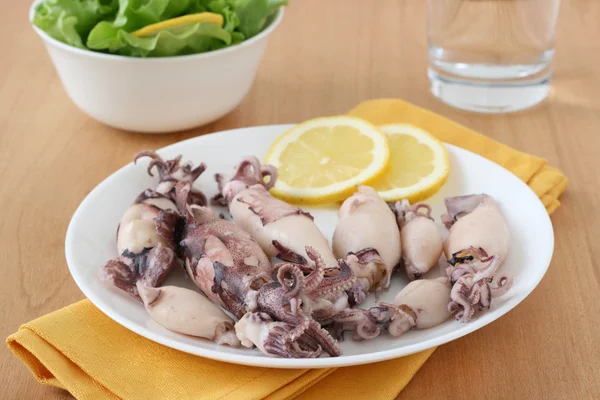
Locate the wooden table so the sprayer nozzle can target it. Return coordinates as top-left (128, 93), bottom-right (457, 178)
top-left (2, 1), bottom-right (599, 399)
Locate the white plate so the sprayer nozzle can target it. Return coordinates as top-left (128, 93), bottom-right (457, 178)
top-left (65, 124), bottom-right (554, 368)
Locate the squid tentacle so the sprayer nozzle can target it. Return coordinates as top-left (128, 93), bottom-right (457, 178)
top-left (325, 302), bottom-right (418, 341)
top-left (412, 203), bottom-right (433, 219)
top-left (227, 156), bottom-right (275, 189)
top-left (134, 151), bottom-right (180, 178)
top-left (213, 157), bottom-right (280, 206)
top-left (311, 258), bottom-right (356, 300)
top-left (305, 319), bottom-right (342, 357)
top-left (345, 273), bottom-right (370, 307)
top-left (101, 243), bottom-right (175, 300)
top-left (260, 164), bottom-right (278, 190)
top-left (243, 247), bottom-right (352, 357)
top-left (295, 332), bottom-right (322, 354)
top-left (135, 151), bottom-right (207, 206)
top-left (245, 314), bottom-right (320, 358)
top-left (329, 308), bottom-right (381, 341)
top-left (134, 151), bottom-right (206, 184)
top-left (303, 247), bottom-right (327, 293)
top-left (378, 303), bottom-right (417, 337)
top-left (447, 253), bottom-right (513, 323)
top-left (180, 160), bottom-right (207, 184)
top-left (276, 263), bottom-right (306, 299)
top-left (490, 273), bottom-right (514, 298)
top-left (393, 199), bottom-right (433, 225)
top-left (283, 308), bottom-right (311, 342)
top-left (288, 341), bottom-right (322, 358)
top-left (174, 182), bottom-right (195, 222)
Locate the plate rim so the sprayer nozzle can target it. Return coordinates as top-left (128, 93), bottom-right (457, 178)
top-left (65, 124), bottom-right (555, 368)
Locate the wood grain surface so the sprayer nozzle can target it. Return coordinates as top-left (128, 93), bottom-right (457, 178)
top-left (2, 0), bottom-right (599, 399)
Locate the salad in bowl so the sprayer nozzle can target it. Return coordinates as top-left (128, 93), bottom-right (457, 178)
top-left (32, 0), bottom-right (287, 57)
top-left (29, 0), bottom-right (287, 132)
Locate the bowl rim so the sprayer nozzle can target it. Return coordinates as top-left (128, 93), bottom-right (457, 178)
top-left (29, 0), bottom-right (285, 63)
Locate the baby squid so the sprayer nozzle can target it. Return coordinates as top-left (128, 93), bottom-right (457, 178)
top-left (101, 151), bottom-right (207, 300)
top-left (332, 186), bottom-right (401, 303)
top-left (215, 157), bottom-right (338, 268)
top-left (442, 194), bottom-right (510, 264)
top-left (327, 277), bottom-right (452, 340)
top-left (136, 282), bottom-right (240, 347)
top-left (393, 200), bottom-right (443, 280)
top-left (441, 194), bottom-right (513, 322)
top-left (386, 277), bottom-right (452, 335)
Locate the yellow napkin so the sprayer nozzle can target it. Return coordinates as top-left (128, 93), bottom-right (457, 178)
top-left (7, 301), bottom-right (433, 400)
top-left (7, 99), bottom-right (567, 400)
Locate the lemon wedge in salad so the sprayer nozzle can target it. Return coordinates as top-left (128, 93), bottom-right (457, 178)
top-left (132, 13), bottom-right (224, 38)
top-left (265, 116), bottom-right (390, 204)
top-left (369, 123), bottom-right (449, 203)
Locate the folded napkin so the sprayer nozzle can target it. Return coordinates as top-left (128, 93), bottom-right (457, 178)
top-left (7, 99), bottom-right (567, 400)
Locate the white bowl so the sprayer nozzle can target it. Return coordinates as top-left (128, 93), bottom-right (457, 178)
top-left (29, 3), bottom-right (284, 133)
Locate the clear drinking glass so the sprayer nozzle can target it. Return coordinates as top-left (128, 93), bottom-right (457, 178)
top-left (427, 0), bottom-right (561, 113)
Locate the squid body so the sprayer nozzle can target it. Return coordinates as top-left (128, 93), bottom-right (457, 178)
top-left (393, 200), bottom-right (444, 280)
top-left (215, 157), bottom-right (338, 267)
top-left (332, 186), bottom-right (401, 303)
top-left (137, 282), bottom-right (240, 347)
top-left (442, 194), bottom-right (510, 263)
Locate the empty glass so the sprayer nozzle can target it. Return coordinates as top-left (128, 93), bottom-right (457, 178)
top-left (427, 0), bottom-right (561, 113)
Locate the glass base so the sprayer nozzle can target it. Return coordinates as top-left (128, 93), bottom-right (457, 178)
top-left (428, 68), bottom-right (551, 113)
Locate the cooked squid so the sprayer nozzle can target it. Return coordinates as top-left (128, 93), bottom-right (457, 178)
top-left (137, 282), bottom-right (240, 346)
top-left (393, 200), bottom-right (443, 280)
top-left (332, 186), bottom-right (401, 304)
top-left (215, 157), bottom-right (338, 268)
top-left (100, 151), bottom-right (206, 299)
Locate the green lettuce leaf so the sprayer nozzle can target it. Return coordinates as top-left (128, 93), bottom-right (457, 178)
top-left (205, 0), bottom-right (239, 33)
top-left (87, 0), bottom-right (192, 51)
top-left (228, 0), bottom-right (286, 38)
top-left (110, 0), bottom-right (190, 32)
top-left (32, 0), bottom-right (119, 48)
top-left (90, 21), bottom-right (232, 57)
top-left (187, 0), bottom-right (212, 13)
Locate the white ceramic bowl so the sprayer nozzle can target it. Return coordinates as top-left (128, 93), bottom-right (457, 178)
top-left (29, 3), bottom-right (284, 133)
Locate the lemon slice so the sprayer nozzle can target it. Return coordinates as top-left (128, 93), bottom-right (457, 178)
top-left (370, 123), bottom-right (449, 203)
top-left (265, 116), bottom-right (390, 204)
top-left (132, 13), bottom-right (224, 38)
